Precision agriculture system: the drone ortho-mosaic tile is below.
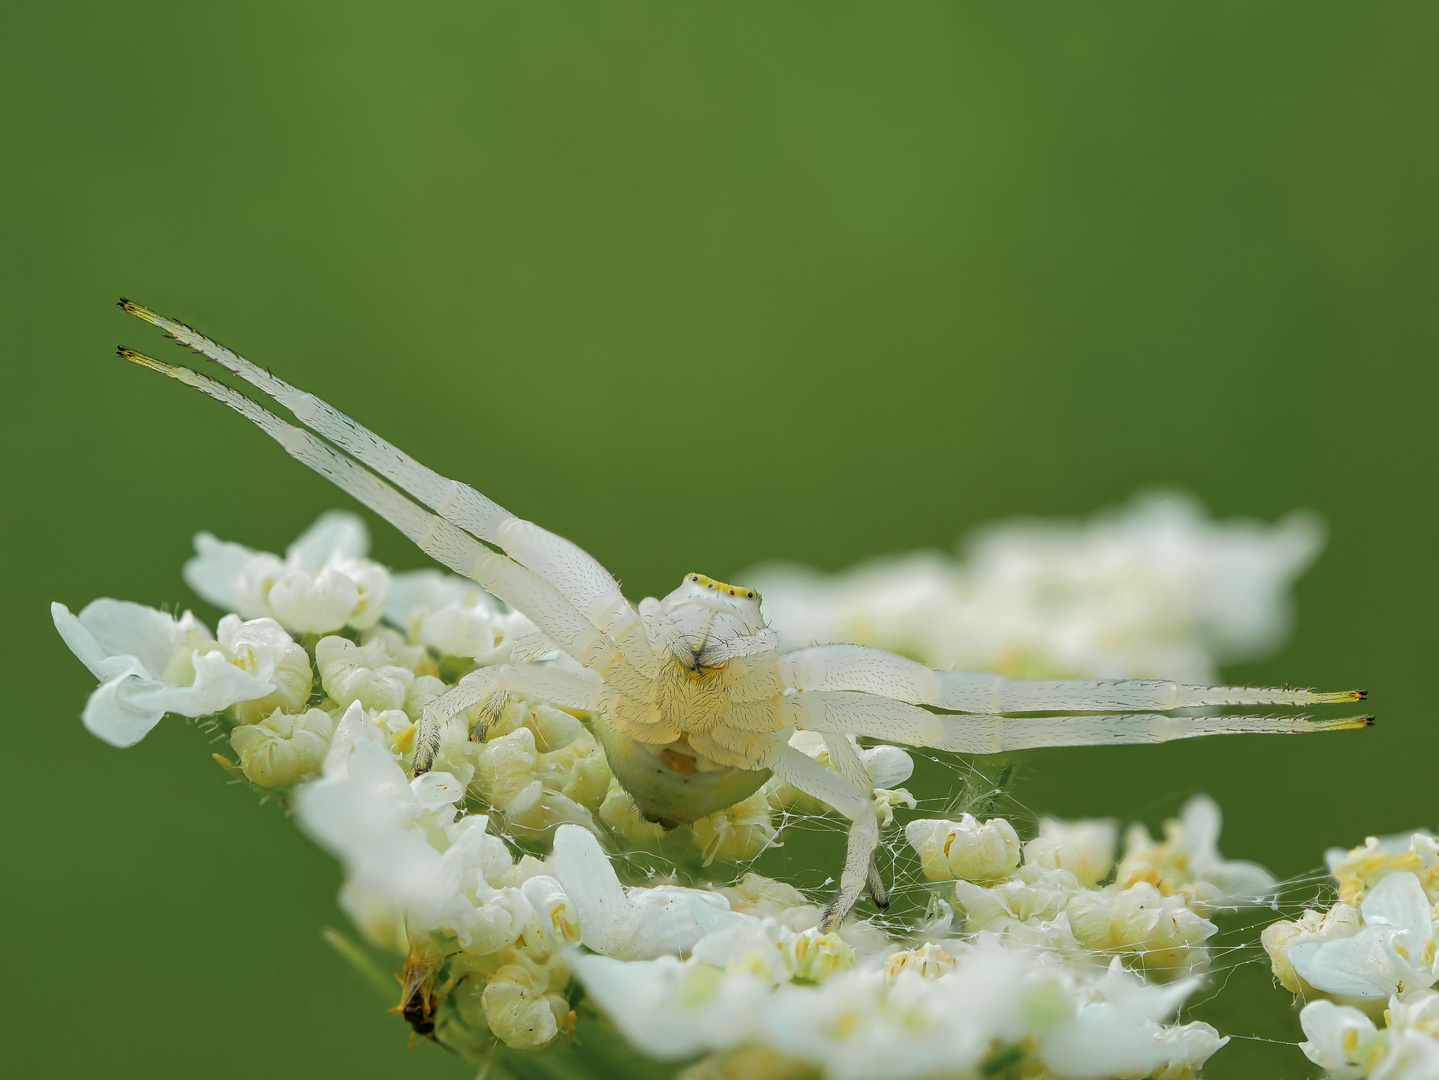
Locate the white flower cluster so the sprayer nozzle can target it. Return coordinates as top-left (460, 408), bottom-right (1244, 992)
top-left (747, 491), bottom-right (1322, 681)
top-left (52, 599), bottom-right (302, 748)
top-left (586, 942), bottom-right (1224, 1080)
top-left (384, 569), bottom-right (538, 665)
top-left (1264, 830), bottom-right (1439, 1002)
top-left (300, 721), bottom-right (1226, 1078)
top-left (1263, 830), bottom-right (1439, 1078)
top-left (185, 510), bottom-right (393, 634)
top-left (1299, 993), bottom-right (1439, 1080)
top-left (51, 498), bottom-right (1333, 1077)
top-left (905, 796), bottom-right (1273, 981)
top-left (52, 514), bottom-right (808, 860)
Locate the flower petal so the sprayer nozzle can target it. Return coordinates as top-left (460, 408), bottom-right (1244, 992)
top-left (1290, 926), bottom-right (1419, 999)
top-left (1361, 870), bottom-right (1433, 940)
top-left (286, 510), bottom-right (370, 567)
top-left (80, 665), bottom-right (167, 747)
top-left (52, 602), bottom-right (107, 678)
top-left (76, 598), bottom-right (208, 680)
top-left (182, 532), bottom-right (256, 612)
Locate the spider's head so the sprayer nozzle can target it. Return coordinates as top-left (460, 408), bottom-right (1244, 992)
top-left (648, 573), bottom-right (775, 668)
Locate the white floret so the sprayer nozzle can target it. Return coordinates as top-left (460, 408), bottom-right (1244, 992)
top-left (52, 599), bottom-right (275, 747)
top-left (230, 706), bottom-right (334, 786)
top-left (184, 511), bottom-right (391, 634)
top-left (294, 702), bottom-right (520, 948)
top-left (384, 569), bottom-right (538, 661)
top-left (905, 814), bottom-right (1022, 883)
top-left (1024, 817), bottom-right (1118, 889)
top-left (1288, 872), bottom-right (1439, 1000)
top-left (1116, 795), bottom-right (1276, 914)
top-left (217, 615), bottom-right (313, 722)
top-left (549, 824), bottom-right (750, 960)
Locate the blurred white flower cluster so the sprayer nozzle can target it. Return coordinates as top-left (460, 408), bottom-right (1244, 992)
top-left (52, 496), bottom-right (1332, 1077)
top-left (1299, 992), bottom-right (1439, 1080)
top-left (1262, 830), bottom-right (1439, 1078)
top-left (747, 491), bottom-right (1321, 681)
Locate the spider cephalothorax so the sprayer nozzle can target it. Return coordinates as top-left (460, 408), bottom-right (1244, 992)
top-left (645, 573), bottom-right (771, 664)
top-left (115, 300), bottom-right (1370, 928)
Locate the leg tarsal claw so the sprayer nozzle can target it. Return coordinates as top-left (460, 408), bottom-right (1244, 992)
top-left (867, 855), bottom-right (890, 910)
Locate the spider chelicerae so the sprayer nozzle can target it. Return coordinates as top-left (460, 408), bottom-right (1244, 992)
top-left (115, 299), bottom-right (1369, 928)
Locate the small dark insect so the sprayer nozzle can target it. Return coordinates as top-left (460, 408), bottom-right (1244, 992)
top-left (390, 937), bottom-right (457, 1048)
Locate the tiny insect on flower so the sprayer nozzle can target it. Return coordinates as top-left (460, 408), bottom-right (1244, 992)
top-left (107, 300), bottom-right (1370, 928)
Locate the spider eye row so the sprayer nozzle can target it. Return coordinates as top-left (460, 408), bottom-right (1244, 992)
top-left (685, 573), bottom-right (759, 601)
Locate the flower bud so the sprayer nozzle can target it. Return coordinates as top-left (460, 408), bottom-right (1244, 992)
top-left (230, 707), bottom-right (334, 786)
top-left (905, 815), bottom-right (1021, 882)
top-left (787, 928), bottom-right (854, 981)
top-left (1024, 817), bottom-right (1117, 888)
top-left (884, 942), bottom-right (956, 981)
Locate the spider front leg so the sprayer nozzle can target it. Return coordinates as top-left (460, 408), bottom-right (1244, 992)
top-left (764, 742), bottom-right (881, 931)
top-left (779, 644), bottom-right (1365, 711)
top-left (782, 691), bottom-right (1372, 753)
top-left (413, 663), bottom-right (606, 773)
top-left (119, 303), bottom-right (661, 677)
top-left (116, 348), bottom-right (647, 685)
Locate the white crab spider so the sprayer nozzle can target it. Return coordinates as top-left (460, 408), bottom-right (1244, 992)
top-left (115, 300), bottom-right (1370, 929)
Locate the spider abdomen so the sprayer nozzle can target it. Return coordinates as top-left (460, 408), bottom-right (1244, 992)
top-left (591, 716), bottom-right (772, 826)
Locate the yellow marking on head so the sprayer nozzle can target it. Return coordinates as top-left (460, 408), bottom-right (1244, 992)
top-left (685, 573), bottom-right (761, 602)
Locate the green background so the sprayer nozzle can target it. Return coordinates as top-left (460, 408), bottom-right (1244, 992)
top-left (2, 3), bottom-right (1434, 1077)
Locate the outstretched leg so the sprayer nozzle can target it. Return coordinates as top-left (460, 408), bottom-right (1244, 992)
top-left (783, 690), bottom-right (1372, 752)
top-left (765, 742), bottom-right (880, 930)
top-left (779, 644), bottom-right (1364, 711)
top-left (413, 663), bottom-right (607, 772)
top-left (118, 349), bottom-right (619, 674)
top-left (118, 301), bottom-right (638, 640)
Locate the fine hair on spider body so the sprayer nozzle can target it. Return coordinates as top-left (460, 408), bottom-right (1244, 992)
top-left (114, 300), bottom-right (1371, 929)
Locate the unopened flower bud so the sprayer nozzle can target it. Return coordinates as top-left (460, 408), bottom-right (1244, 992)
top-left (906, 815), bottom-right (1021, 882)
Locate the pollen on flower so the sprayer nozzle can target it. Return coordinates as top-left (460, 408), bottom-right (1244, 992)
top-left (787, 928), bottom-right (855, 981)
top-left (1298, 988), bottom-right (1439, 1077)
top-left (1327, 831), bottom-right (1439, 907)
top-left (884, 942), bottom-right (956, 981)
top-left (1114, 795), bottom-right (1275, 915)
